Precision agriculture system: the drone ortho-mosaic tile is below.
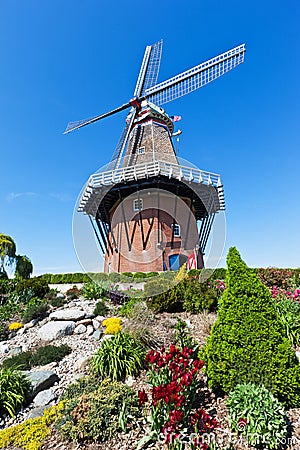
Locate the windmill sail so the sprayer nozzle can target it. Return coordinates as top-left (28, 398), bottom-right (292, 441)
top-left (141, 39), bottom-right (163, 93)
top-left (144, 44), bottom-right (245, 106)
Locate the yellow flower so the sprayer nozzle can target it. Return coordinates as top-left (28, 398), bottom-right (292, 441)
top-left (8, 322), bottom-right (23, 331)
top-left (102, 317), bottom-right (122, 335)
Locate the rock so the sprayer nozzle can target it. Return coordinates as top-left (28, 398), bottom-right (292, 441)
top-left (101, 334), bottom-right (113, 342)
top-left (74, 324), bottom-right (87, 334)
top-left (125, 376), bottom-right (135, 387)
top-left (96, 316), bottom-right (106, 323)
top-left (49, 309), bottom-right (86, 321)
top-left (0, 343), bottom-right (9, 354)
top-left (39, 318), bottom-right (49, 326)
top-left (75, 357), bottom-right (90, 371)
top-left (57, 293), bottom-right (65, 299)
top-left (10, 346), bottom-right (23, 356)
top-left (38, 361), bottom-right (58, 371)
top-left (72, 373), bottom-right (86, 381)
top-left (24, 319), bottom-right (39, 330)
top-left (17, 327), bottom-right (26, 335)
top-left (86, 325), bottom-right (94, 336)
top-left (27, 406), bottom-right (48, 419)
top-left (24, 370), bottom-right (60, 398)
top-left (92, 329), bottom-right (103, 340)
top-left (77, 318), bottom-right (92, 325)
top-left (38, 321), bottom-right (76, 341)
top-left (33, 389), bottom-right (57, 407)
top-left (92, 319), bottom-right (100, 329)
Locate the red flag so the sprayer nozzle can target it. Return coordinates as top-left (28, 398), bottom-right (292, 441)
top-left (187, 252), bottom-right (197, 270)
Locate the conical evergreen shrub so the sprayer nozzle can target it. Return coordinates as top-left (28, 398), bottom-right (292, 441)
top-left (202, 247), bottom-right (300, 407)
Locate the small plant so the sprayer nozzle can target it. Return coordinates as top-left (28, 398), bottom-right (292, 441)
top-left (8, 322), bottom-right (23, 331)
top-left (0, 402), bottom-right (64, 450)
top-left (0, 324), bottom-right (9, 341)
top-left (119, 297), bottom-right (139, 318)
top-left (58, 379), bottom-right (139, 443)
top-left (62, 375), bottom-right (100, 401)
top-left (93, 300), bottom-right (108, 317)
top-left (2, 351), bottom-right (32, 370)
top-left (82, 281), bottom-right (108, 300)
top-left (2, 344), bottom-right (72, 370)
top-left (102, 317), bottom-right (122, 334)
top-left (31, 344), bottom-right (72, 366)
top-left (65, 286), bottom-right (81, 300)
top-left (226, 383), bottom-right (288, 449)
top-left (139, 344), bottom-right (216, 449)
top-left (122, 301), bottom-right (161, 349)
top-left (91, 332), bottom-right (145, 381)
top-left (21, 297), bottom-right (48, 323)
top-left (146, 283), bottom-right (183, 313)
top-left (274, 298), bottom-right (300, 346)
top-left (0, 367), bottom-right (30, 417)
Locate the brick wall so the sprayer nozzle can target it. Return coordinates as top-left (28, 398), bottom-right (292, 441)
top-left (104, 191), bottom-right (204, 273)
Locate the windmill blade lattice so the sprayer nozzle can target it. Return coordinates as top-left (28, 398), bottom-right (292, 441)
top-left (109, 110), bottom-right (137, 169)
top-left (64, 101), bottom-right (131, 134)
top-left (141, 39), bottom-right (163, 93)
top-left (144, 44), bottom-right (245, 106)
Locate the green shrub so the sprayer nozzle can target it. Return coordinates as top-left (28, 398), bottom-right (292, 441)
top-left (2, 351), bottom-right (32, 370)
top-left (119, 297), bottom-right (139, 318)
top-left (226, 383), bottom-right (287, 449)
top-left (93, 300), bottom-right (108, 317)
top-left (3, 344), bottom-right (71, 371)
top-left (202, 247), bottom-right (300, 407)
top-left (15, 278), bottom-right (49, 299)
top-left (0, 324), bottom-right (9, 341)
top-left (147, 283), bottom-right (183, 313)
top-left (31, 344), bottom-right (72, 366)
top-left (58, 378), bottom-right (139, 443)
top-left (182, 277), bottom-right (218, 313)
top-left (21, 298), bottom-right (48, 323)
top-left (0, 367), bottom-right (30, 417)
top-left (82, 281), bottom-right (108, 300)
top-left (91, 332), bottom-right (145, 381)
top-left (274, 298), bottom-right (300, 347)
top-left (0, 280), bottom-right (16, 295)
top-left (62, 375), bottom-right (99, 401)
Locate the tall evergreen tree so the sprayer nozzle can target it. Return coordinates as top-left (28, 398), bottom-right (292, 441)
top-left (203, 247), bottom-right (300, 407)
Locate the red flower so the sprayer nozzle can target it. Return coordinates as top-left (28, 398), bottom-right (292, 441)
top-left (138, 389), bottom-right (148, 405)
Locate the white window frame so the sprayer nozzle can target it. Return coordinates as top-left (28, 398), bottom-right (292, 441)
top-left (171, 223), bottom-right (181, 237)
top-left (137, 146), bottom-right (145, 155)
top-left (133, 198), bottom-right (143, 211)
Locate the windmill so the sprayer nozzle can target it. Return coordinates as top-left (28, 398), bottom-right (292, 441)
top-left (66, 40), bottom-right (246, 273)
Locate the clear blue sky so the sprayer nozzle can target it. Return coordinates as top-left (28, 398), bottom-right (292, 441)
top-left (1, 0), bottom-right (299, 274)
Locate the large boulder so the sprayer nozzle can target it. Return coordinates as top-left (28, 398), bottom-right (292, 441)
top-left (38, 321), bottom-right (75, 341)
top-left (49, 309), bottom-right (86, 321)
top-left (24, 370), bottom-right (60, 398)
top-left (33, 389), bottom-right (57, 407)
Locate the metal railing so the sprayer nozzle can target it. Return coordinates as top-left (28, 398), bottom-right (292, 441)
top-left (79, 160), bottom-right (224, 211)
